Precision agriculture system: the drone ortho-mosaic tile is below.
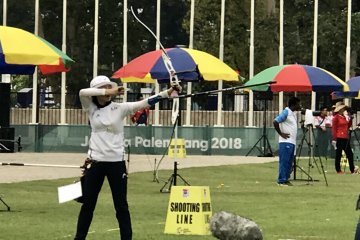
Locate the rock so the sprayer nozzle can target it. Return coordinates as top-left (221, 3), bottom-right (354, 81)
top-left (210, 211), bottom-right (263, 240)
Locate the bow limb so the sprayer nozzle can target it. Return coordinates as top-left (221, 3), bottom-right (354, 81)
top-left (130, 6), bottom-right (166, 53)
top-left (131, 6), bottom-right (181, 180)
top-left (160, 51), bottom-right (181, 124)
top-left (131, 6), bottom-right (177, 84)
top-left (161, 52), bottom-right (180, 86)
top-left (130, 6), bottom-right (181, 123)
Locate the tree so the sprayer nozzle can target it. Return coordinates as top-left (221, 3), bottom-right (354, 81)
top-left (2, 0), bottom-right (360, 106)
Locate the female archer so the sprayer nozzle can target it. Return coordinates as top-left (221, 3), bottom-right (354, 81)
top-left (74, 75), bottom-right (179, 240)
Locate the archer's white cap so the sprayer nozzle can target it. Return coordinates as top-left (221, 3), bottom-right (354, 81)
top-left (90, 75), bottom-right (117, 89)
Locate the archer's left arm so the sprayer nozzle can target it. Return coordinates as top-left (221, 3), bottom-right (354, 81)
top-left (123, 87), bottom-right (178, 115)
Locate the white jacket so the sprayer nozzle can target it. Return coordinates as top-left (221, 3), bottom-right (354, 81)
top-left (79, 88), bottom-right (150, 162)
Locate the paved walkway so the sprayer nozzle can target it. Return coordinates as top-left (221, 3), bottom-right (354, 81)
top-left (0, 153), bottom-right (277, 183)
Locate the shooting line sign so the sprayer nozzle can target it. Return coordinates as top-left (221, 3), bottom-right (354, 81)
top-left (164, 186), bottom-right (212, 235)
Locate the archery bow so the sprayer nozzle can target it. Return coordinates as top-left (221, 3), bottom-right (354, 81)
top-left (131, 7), bottom-right (182, 182)
top-left (131, 6), bottom-right (181, 124)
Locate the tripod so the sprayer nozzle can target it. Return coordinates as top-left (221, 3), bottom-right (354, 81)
top-left (0, 136), bottom-right (22, 153)
top-left (349, 128), bottom-right (360, 148)
top-left (246, 99), bottom-right (273, 157)
top-left (159, 100), bottom-right (190, 193)
top-left (160, 161), bottom-right (190, 193)
top-left (0, 196), bottom-right (10, 211)
top-left (0, 136), bottom-right (21, 211)
top-left (294, 124), bottom-right (328, 186)
top-left (350, 114), bottom-right (360, 151)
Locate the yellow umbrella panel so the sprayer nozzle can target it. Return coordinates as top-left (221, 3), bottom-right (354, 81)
top-left (0, 26), bottom-right (74, 74)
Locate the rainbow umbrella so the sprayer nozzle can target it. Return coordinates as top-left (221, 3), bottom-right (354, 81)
top-left (244, 64), bottom-right (348, 92)
top-left (112, 47), bottom-right (239, 83)
top-left (0, 26), bottom-right (74, 75)
top-left (332, 76), bottom-right (360, 99)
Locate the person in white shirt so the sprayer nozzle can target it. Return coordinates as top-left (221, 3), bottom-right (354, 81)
top-left (74, 75), bottom-right (179, 240)
top-left (273, 97), bottom-right (301, 186)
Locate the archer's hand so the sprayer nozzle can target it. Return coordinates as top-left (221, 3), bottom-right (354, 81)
top-left (167, 84), bottom-right (182, 96)
top-left (105, 86), bottom-right (125, 96)
top-left (171, 84), bottom-right (182, 93)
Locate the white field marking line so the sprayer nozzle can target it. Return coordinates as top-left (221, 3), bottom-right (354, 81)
top-left (275, 234), bottom-right (327, 239)
top-left (106, 228), bottom-right (120, 232)
top-left (56, 234), bottom-right (72, 239)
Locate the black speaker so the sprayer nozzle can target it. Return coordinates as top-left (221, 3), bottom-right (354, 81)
top-left (0, 127), bottom-right (15, 152)
top-left (0, 82), bottom-right (11, 127)
top-left (254, 91), bottom-right (273, 101)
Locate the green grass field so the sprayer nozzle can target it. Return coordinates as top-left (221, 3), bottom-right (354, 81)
top-left (0, 159), bottom-right (359, 240)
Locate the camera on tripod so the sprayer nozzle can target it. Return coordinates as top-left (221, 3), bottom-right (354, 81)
top-left (299, 109), bottom-right (322, 127)
top-left (300, 108), bottom-right (321, 117)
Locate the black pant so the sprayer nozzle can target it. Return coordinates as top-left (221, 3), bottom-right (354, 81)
top-left (335, 138), bottom-right (354, 173)
top-left (74, 161), bottom-right (132, 240)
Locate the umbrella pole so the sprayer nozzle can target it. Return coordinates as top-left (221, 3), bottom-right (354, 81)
top-left (262, 100), bottom-right (273, 156)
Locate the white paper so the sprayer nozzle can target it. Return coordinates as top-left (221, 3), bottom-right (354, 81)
top-left (58, 181), bottom-right (82, 204)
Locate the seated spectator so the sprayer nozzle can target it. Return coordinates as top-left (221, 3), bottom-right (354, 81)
top-left (130, 94), bottom-right (150, 126)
